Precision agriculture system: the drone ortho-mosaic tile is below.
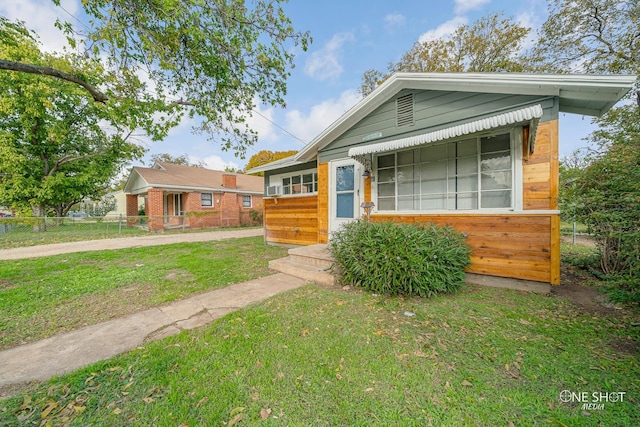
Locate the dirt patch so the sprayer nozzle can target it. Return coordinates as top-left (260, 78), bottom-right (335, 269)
top-left (553, 264), bottom-right (620, 315)
top-left (164, 269), bottom-right (196, 282)
top-left (608, 337), bottom-right (640, 357)
top-left (0, 280), bottom-right (15, 291)
top-left (561, 234), bottom-right (597, 248)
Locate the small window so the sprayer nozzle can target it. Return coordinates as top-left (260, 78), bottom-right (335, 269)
top-left (201, 193), bottom-right (213, 207)
top-left (242, 195), bottom-right (252, 208)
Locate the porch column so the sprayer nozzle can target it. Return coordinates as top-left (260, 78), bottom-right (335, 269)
top-left (147, 188), bottom-right (164, 232)
top-left (125, 194), bottom-right (139, 227)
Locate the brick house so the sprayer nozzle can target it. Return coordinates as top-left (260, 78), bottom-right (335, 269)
top-left (123, 161), bottom-right (264, 231)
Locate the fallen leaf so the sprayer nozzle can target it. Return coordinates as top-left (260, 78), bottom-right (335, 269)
top-left (228, 413), bottom-right (245, 426)
top-left (108, 366), bottom-right (122, 372)
top-left (41, 401), bottom-right (58, 419)
top-left (300, 329), bottom-right (310, 337)
top-left (461, 380), bottom-right (473, 387)
top-left (518, 319), bottom-right (534, 326)
top-left (508, 422), bottom-right (515, 427)
top-left (112, 407), bottom-right (122, 415)
top-left (336, 300), bottom-right (344, 306)
top-left (73, 404), bottom-right (86, 414)
top-left (196, 397), bottom-right (208, 408)
top-left (336, 373), bottom-right (343, 380)
top-left (230, 407), bottom-right (245, 416)
top-left (142, 397), bottom-right (154, 404)
top-left (19, 395), bottom-right (31, 411)
top-left (505, 364), bottom-right (510, 371)
top-left (260, 408), bottom-right (272, 420)
top-left (547, 401), bottom-right (555, 410)
top-left (364, 388), bottom-right (375, 393)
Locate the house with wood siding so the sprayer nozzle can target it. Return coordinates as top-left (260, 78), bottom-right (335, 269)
top-left (247, 73), bottom-right (635, 285)
top-left (124, 161), bottom-right (264, 232)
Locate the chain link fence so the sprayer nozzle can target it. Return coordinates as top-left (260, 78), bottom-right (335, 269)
top-left (0, 210), bottom-right (263, 249)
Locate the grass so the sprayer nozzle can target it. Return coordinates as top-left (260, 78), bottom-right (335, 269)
top-left (0, 236), bottom-right (287, 350)
top-left (1, 285), bottom-right (638, 426)
top-left (0, 220), bottom-right (148, 249)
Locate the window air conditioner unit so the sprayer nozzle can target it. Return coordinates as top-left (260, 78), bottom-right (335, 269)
top-left (267, 185), bottom-right (280, 196)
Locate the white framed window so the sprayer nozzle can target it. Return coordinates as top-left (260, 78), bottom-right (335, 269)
top-left (376, 130), bottom-right (516, 211)
top-left (271, 169), bottom-right (318, 196)
top-left (242, 195), bottom-right (252, 207)
top-left (201, 193), bottom-right (213, 207)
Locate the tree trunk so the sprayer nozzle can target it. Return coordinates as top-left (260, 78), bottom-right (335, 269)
top-left (31, 204), bottom-right (47, 232)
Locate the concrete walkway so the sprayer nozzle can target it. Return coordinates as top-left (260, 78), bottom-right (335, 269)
top-left (0, 273), bottom-right (306, 393)
top-left (0, 227), bottom-right (264, 260)
top-left (0, 228), bottom-right (308, 396)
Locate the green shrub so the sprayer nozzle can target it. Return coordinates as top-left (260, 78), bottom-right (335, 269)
top-left (329, 220), bottom-right (471, 297)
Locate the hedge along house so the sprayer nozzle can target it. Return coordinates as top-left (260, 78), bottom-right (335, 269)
top-left (124, 161), bottom-right (264, 232)
top-left (247, 73), bottom-right (635, 285)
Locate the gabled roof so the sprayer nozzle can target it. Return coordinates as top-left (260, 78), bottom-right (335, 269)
top-left (124, 161), bottom-right (263, 194)
top-left (248, 72), bottom-right (635, 173)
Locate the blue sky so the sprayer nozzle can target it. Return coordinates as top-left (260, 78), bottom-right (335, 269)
top-left (3, 0), bottom-right (601, 171)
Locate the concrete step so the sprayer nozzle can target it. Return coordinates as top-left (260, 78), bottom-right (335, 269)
top-left (269, 256), bottom-right (336, 287)
top-left (288, 244), bottom-right (334, 269)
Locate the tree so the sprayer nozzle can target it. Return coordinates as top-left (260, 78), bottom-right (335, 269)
top-left (149, 153), bottom-right (207, 168)
top-left (243, 149), bottom-right (298, 176)
top-left (534, 0), bottom-right (640, 75)
top-left (535, 0), bottom-right (640, 295)
top-left (2, 1), bottom-right (310, 158)
top-left (360, 13), bottom-right (532, 96)
top-left (0, 22), bottom-right (145, 229)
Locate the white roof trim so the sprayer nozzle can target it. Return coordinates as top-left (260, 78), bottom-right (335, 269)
top-left (348, 104), bottom-right (543, 160)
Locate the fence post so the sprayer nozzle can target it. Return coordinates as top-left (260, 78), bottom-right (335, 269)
top-left (182, 211), bottom-right (187, 231)
top-left (119, 214), bottom-right (123, 234)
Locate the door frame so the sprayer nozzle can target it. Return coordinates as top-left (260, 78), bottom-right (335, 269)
top-left (328, 158), bottom-right (362, 236)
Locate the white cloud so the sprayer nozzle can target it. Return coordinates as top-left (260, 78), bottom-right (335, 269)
top-left (418, 16), bottom-right (468, 42)
top-left (304, 32), bottom-right (355, 81)
top-left (454, 0), bottom-right (491, 15)
top-left (0, 0), bottom-right (81, 52)
top-left (284, 89), bottom-right (362, 143)
top-left (246, 104), bottom-right (278, 143)
top-left (384, 13), bottom-right (406, 32)
top-left (196, 155), bottom-right (241, 171)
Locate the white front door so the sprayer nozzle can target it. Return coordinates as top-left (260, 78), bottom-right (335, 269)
top-left (329, 158), bottom-right (361, 235)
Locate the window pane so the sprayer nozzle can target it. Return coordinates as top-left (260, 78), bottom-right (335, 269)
top-left (481, 152), bottom-right (511, 172)
top-left (303, 173), bottom-right (313, 183)
top-left (398, 196), bottom-right (419, 210)
top-left (482, 190), bottom-right (512, 208)
top-left (482, 171), bottom-right (512, 190)
top-left (336, 193), bottom-right (354, 218)
top-left (421, 143), bottom-right (447, 162)
top-left (336, 165), bottom-right (354, 191)
top-left (450, 176), bottom-right (477, 192)
top-left (378, 168), bottom-right (395, 183)
top-left (456, 139), bottom-right (477, 157)
top-left (421, 194), bottom-right (445, 210)
top-left (449, 193), bottom-right (477, 210)
top-left (481, 133), bottom-right (510, 153)
top-left (377, 154), bottom-right (395, 168)
top-left (397, 149), bottom-right (416, 165)
top-left (201, 193), bottom-right (212, 206)
top-left (378, 197), bottom-right (395, 211)
top-left (378, 183), bottom-right (395, 197)
top-left (397, 165), bottom-right (414, 183)
top-left (283, 177), bottom-right (291, 195)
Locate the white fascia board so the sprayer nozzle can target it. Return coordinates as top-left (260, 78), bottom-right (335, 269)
top-left (245, 155), bottom-right (303, 174)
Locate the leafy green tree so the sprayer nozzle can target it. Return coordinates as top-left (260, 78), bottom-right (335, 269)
top-left (149, 153), bottom-right (206, 168)
top-left (243, 149), bottom-right (298, 176)
top-left (536, 0), bottom-right (639, 295)
top-left (361, 13), bottom-right (531, 96)
top-left (2, 0), bottom-right (310, 157)
top-left (534, 0), bottom-right (640, 75)
top-left (0, 21), bottom-right (145, 229)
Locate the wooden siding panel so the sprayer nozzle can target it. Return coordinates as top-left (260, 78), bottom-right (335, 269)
top-left (264, 196), bottom-right (318, 245)
top-left (371, 213), bottom-right (556, 283)
top-left (317, 163), bottom-right (329, 243)
top-left (523, 120), bottom-right (558, 210)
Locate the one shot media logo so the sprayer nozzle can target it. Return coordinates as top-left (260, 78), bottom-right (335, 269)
top-left (559, 390), bottom-right (627, 411)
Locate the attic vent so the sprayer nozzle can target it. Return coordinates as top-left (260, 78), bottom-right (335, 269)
top-left (396, 93), bottom-right (414, 127)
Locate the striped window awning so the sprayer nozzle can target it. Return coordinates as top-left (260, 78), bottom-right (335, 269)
top-left (348, 104), bottom-right (543, 164)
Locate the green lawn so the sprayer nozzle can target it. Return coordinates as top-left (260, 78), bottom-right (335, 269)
top-left (0, 236), bottom-right (287, 350)
top-left (2, 284), bottom-right (639, 425)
